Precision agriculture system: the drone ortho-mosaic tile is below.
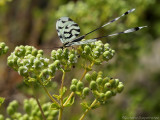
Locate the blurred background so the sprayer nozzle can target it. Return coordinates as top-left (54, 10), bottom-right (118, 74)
top-left (0, 0), bottom-right (160, 120)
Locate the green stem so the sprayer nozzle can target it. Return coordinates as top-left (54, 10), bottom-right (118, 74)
top-left (38, 79), bottom-right (59, 106)
top-left (35, 96), bottom-right (46, 120)
top-left (79, 99), bottom-right (97, 120)
top-left (58, 70), bottom-right (66, 120)
top-left (63, 62), bottom-right (94, 106)
top-left (31, 84), bottom-right (46, 120)
top-left (58, 108), bottom-right (63, 120)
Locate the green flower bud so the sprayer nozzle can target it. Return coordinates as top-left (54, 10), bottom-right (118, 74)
top-left (102, 77), bottom-right (109, 85)
top-left (105, 91), bottom-right (112, 98)
top-left (10, 100), bottom-right (18, 109)
top-left (15, 46), bottom-right (25, 57)
top-left (42, 103), bottom-right (50, 111)
top-left (70, 85), bottom-right (76, 92)
top-left (36, 53), bottom-right (43, 58)
top-left (89, 81), bottom-right (97, 90)
top-left (25, 50), bottom-right (32, 55)
top-left (41, 69), bottom-right (50, 79)
top-left (7, 60), bottom-right (14, 67)
top-left (104, 43), bottom-right (110, 50)
top-left (50, 110), bottom-right (59, 116)
top-left (51, 50), bottom-right (57, 60)
top-left (111, 89), bottom-right (117, 96)
top-left (91, 71), bottom-right (98, 80)
top-left (25, 46), bottom-right (32, 51)
top-left (84, 45), bottom-right (91, 54)
top-left (17, 58), bottom-right (24, 67)
top-left (111, 50), bottom-right (115, 55)
top-left (49, 64), bottom-right (56, 74)
top-left (103, 51), bottom-right (110, 60)
top-left (104, 83), bottom-right (111, 91)
top-left (77, 81), bottom-right (84, 91)
top-left (4, 46), bottom-right (9, 53)
top-left (96, 78), bottom-right (103, 85)
top-left (63, 48), bottom-right (69, 59)
top-left (56, 49), bottom-right (63, 59)
top-left (71, 78), bottom-right (78, 85)
top-left (23, 59), bottom-right (30, 67)
top-left (69, 54), bottom-right (76, 63)
top-left (99, 93), bottom-right (105, 99)
top-left (18, 66), bottom-right (28, 76)
top-left (38, 50), bottom-right (43, 55)
top-left (85, 73), bottom-right (91, 82)
top-left (0, 114), bottom-right (4, 120)
top-left (31, 49), bottom-right (38, 56)
top-left (6, 118), bottom-right (11, 120)
top-left (43, 58), bottom-right (50, 66)
top-left (34, 59), bottom-right (44, 69)
top-left (117, 84), bottom-right (124, 93)
top-left (0, 42), bottom-right (5, 49)
top-left (7, 106), bottom-right (14, 116)
top-left (21, 114), bottom-right (29, 120)
top-left (82, 87), bottom-right (90, 96)
top-left (53, 60), bottom-right (61, 69)
top-left (110, 79), bottom-right (116, 87)
top-left (115, 79), bottom-right (119, 87)
top-left (24, 102), bottom-right (31, 114)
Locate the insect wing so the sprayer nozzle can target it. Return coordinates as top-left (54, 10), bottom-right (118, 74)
top-left (65, 39), bottom-right (97, 46)
top-left (56, 17), bottom-right (80, 44)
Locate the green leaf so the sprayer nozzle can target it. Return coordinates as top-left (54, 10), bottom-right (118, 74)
top-left (50, 103), bottom-right (60, 110)
top-left (0, 97), bottom-right (5, 107)
top-left (90, 102), bottom-right (100, 109)
top-left (63, 96), bottom-right (75, 107)
top-left (80, 102), bottom-right (90, 109)
top-left (59, 87), bottom-right (67, 96)
top-left (53, 94), bottom-right (60, 100)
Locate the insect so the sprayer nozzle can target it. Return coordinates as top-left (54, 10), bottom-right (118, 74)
top-left (56, 8), bottom-right (147, 48)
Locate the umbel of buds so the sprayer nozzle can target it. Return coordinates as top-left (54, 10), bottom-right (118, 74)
top-left (7, 41), bottom-right (115, 85)
top-left (70, 71), bottom-right (124, 102)
top-left (1, 98), bottom-right (58, 120)
top-left (7, 45), bottom-right (54, 84)
top-left (78, 41), bottom-right (115, 65)
top-left (0, 42), bottom-right (8, 56)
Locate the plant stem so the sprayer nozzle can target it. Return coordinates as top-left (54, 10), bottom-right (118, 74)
top-left (38, 79), bottom-right (59, 106)
top-left (58, 108), bottom-right (63, 120)
top-left (79, 99), bottom-right (97, 120)
top-left (63, 69), bottom-right (88, 106)
top-left (63, 92), bottom-right (74, 106)
top-left (31, 84), bottom-right (46, 120)
top-left (58, 70), bottom-right (66, 120)
top-left (35, 96), bottom-right (46, 120)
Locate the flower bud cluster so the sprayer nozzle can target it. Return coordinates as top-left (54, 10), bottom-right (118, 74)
top-left (85, 71), bottom-right (124, 103)
top-left (70, 78), bottom-right (90, 99)
top-left (51, 48), bottom-right (78, 71)
top-left (0, 42), bottom-right (8, 56)
top-left (7, 45), bottom-right (58, 84)
top-left (0, 98), bottom-right (58, 120)
top-left (78, 41), bottom-right (115, 65)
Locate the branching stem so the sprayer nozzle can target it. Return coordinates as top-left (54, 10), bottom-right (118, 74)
top-left (79, 99), bottom-right (98, 120)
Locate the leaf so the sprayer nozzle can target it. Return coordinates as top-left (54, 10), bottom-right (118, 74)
top-left (80, 102), bottom-right (90, 109)
top-left (59, 87), bottom-right (67, 96)
top-left (90, 102), bottom-right (100, 109)
top-left (0, 97), bottom-right (5, 107)
top-left (63, 96), bottom-right (68, 103)
top-left (53, 94), bottom-right (60, 100)
top-left (63, 96), bottom-right (75, 107)
top-left (50, 103), bottom-right (60, 110)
